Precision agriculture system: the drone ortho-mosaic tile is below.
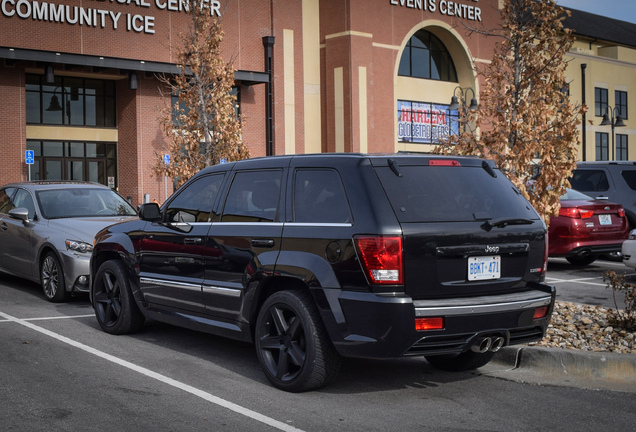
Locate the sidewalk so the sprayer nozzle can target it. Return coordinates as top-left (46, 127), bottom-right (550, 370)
top-left (480, 346), bottom-right (636, 393)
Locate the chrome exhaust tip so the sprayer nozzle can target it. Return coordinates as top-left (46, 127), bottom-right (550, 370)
top-left (490, 336), bottom-right (505, 352)
top-left (470, 337), bottom-right (492, 353)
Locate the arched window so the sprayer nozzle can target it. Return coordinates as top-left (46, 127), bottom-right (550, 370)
top-left (398, 30), bottom-right (457, 82)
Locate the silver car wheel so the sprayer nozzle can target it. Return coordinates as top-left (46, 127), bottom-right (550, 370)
top-left (41, 252), bottom-right (68, 302)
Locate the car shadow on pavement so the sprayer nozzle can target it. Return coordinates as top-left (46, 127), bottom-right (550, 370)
top-left (77, 316), bottom-right (480, 394)
top-left (0, 271), bottom-right (89, 304)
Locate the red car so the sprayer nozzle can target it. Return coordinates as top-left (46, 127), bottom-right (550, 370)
top-left (549, 189), bottom-right (629, 266)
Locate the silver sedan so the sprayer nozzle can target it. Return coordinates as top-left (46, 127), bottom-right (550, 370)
top-left (0, 181), bottom-right (137, 302)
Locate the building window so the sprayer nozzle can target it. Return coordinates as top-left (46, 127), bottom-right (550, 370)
top-left (595, 132), bottom-right (609, 161)
top-left (595, 87), bottom-right (608, 117)
top-left (616, 90), bottom-right (628, 119)
top-left (26, 140), bottom-right (118, 188)
top-left (26, 74), bottom-right (116, 127)
top-left (397, 100), bottom-right (458, 144)
top-left (398, 30), bottom-right (457, 82)
top-left (617, 134), bottom-right (629, 161)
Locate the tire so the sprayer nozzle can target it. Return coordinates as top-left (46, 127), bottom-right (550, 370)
top-left (92, 260), bottom-right (145, 335)
top-left (255, 290), bottom-right (342, 392)
top-left (41, 252), bottom-right (69, 303)
top-left (426, 350), bottom-right (496, 372)
top-left (566, 255), bottom-right (597, 266)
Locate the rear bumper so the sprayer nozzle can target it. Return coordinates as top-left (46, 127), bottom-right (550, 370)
top-left (314, 284), bottom-right (555, 359)
top-left (550, 239), bottom-right (625, 257)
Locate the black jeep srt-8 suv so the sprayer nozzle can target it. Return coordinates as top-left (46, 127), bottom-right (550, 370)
top-left (90, 153), bottom-right (554, 392)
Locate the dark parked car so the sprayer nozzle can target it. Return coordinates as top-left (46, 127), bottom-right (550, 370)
top-left (0, 181), bottom-right (138, 302)
top-left (548, 188), bottom-right (628, 266)
top-left (90, 154), bottom-right (555, 392)
top-left (570, 161), bottom-right (636, 228)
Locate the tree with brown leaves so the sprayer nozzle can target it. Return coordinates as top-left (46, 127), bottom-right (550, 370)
top-left (437, 0), bottom-right (586, 225)
top-left (154, 0), bottom-right (249, 188)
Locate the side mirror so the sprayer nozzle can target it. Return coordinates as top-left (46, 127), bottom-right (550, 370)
top-left (9, 207), bottom-right (30, 222)
top-left (138, 203), bottom-right (162, 222)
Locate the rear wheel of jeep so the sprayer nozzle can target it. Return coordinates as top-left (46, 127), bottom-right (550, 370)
top-left (255, 290), bottom-right (341, 392)
top-left (426, 351), bottom-right (496, 372)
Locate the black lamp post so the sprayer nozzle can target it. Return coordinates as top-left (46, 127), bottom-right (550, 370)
top-left (449, 86), bottom-right (479, 112)
top-left (45, 87), bottom-right (79, 123)
top-left (600, 106), bottom-right (626, 161)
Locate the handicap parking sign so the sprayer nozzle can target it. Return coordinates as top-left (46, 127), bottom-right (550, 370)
top-left (25, 150), bottom-right (34, 165)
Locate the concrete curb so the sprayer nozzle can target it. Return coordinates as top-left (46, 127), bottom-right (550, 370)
top-left (481, 346), bottom-right (636, 393)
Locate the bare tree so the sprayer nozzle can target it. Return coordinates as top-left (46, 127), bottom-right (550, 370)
top-left (437, 0), bottom-right (586, 224)
top-left (154, 0), bottom-right (249, 187)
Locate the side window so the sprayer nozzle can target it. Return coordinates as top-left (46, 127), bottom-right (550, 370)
top-left (621, 170), bottom-right (636, 191)
top-left (293, 169), bottom-right (351, 223)
top-left (570, 169), bottom-right (609, 192)
top-left (220, 170), bottom-right (282, 223)
top-left (13, 189), bottom-right (36, 219)
top-left (0, 188), bottom-right (16, 214)
top-left (165, 174), bottom-right (224, 223)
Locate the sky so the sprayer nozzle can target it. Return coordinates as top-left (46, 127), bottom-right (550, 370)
top-left (555, 0), bottom-right (636, 24)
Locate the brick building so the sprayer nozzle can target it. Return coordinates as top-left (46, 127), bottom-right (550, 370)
top-left (0, 0), bottom-right (547, 204)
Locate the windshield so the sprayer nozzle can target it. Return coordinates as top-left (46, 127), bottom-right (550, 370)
top-left (37, 188), bottom-right (137, 219)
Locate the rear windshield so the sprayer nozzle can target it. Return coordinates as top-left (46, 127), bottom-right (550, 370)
top-left (375, 165), bottom-right (540, 223)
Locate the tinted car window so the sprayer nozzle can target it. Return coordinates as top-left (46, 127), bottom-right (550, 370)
top-left (13, 189), bottom-right (36, 219)
top-left (221, 170), bottom-right (282, 223)
top-left (376, 165), bottom-right (539, 223)
top-left (0, 187), bottom-right (16, 214)
top-left (165, 173), bottom-right (224, 223)
top-left (570, 169), bottom-right (610, 191)
top-left (621, 170), bottom-right (636, 191)
top-left (294, 169), bottom-right (351, 223)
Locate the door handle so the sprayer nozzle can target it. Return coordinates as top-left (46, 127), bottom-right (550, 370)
top-left (184, 237), bottom-right (203, 245)
top-left (252, 239), bottom-right (275, 248)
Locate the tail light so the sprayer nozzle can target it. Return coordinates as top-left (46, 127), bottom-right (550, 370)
top-left (559, 207), bottom-right (594, 219)
top-left (415, 317), bottom-right (444, 331)
top-left (618, 207), bottom-right (625, 218)
top-left (354, 235), bottom-right (403, 284)
top-left (533, 306), bottom-right (549, 320)
top-left (429, 159), bottom-right (461, 166)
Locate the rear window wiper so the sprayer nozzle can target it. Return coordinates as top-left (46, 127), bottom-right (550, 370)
top-left (482, 217), bottom-right (533, 230)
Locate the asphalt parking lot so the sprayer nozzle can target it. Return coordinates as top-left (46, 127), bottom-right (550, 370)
top-left (1, 260), bottom-right (635, 431)
top-left (546, 257), bottom-right (629, 308)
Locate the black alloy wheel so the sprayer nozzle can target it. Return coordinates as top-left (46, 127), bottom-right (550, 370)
top-left (41, 252), bottom-right (69, 303)
top-left (255, 290), bottom-right (341, 392)
top-left (92, 260), bottom-right (145, 335)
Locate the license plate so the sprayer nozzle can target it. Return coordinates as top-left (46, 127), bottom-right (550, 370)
top-left (468, 256), bottom-right (501, 281)
top-left (599, 214), bottom-right (611, 225)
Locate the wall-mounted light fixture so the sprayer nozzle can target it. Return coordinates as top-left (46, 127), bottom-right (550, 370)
top-left (45, 64), bottom-right (55, 84)
top-left (129, 71), bottom-right (138, 90)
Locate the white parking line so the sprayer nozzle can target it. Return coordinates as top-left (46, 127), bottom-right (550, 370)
top-left (546, 277), bottom-right (607, 287)
top-left (0, 314), bottom-right (94, 323)
top-left (0, 310), bottom-right (304, 432)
